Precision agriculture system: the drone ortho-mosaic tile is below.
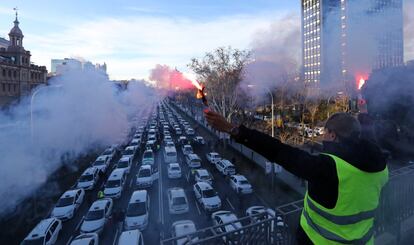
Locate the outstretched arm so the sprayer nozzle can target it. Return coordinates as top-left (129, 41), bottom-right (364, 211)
top-left (204, 110), bottom-right (335, 182)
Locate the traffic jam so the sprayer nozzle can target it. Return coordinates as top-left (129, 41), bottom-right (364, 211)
top-left (21, 100), bottom-right (287, 245)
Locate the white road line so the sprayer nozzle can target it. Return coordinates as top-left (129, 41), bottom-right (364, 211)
top-left (65, 235), bottom-right (73, 245)
top-left (112, 226), bottom-right (120, 245)
top-left (195, 201), bottom-right (202, 215)
top-left (226, 198), bottom-right (235, 210)
top-left (75, 217), bottom-right (84, 231)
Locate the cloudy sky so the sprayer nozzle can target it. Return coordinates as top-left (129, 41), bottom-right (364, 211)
top-left (0, 0), bottom-right (412, 80)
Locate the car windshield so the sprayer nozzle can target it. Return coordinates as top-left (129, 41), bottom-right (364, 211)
top-left (56, 197), bottom-right (74, 207)
top-left (124, 150), bottom-right (134, 155)
top-left (171, 166), bottom-right (180, 171)
top-left (227, 166), bottom-right (235, 172)
top-left (240, 180), bottom-right (249, 185)
top-left (79, 174), bottom-right (93, 182)
top-left (143, 152), bottom-right (153, 159)
top-left (191, 160), bottom-right (200, 165)
top-left (21, 238), bottom-right (44, 245)
top-left (106, 179), bottom-right (121, 188)
top-left (102, 150), bottom-right (112, 155)
top-left (93, 160), bottom-right (105, 166)
top-left (138, 169), bottom-right (151, 177)
top-left (126, 202), bottom-right (146, 216)
top-left (200, 175), bottom-right (210, 180)
top-left (167, 152), bottom-right (176, 156)
top-left (85, 209), bottom-right (104, 221)
top-left (203, 189), bottom-right (216, 198)
top-left (130, 141), bottom-right (138, 146)
top-left (118, 160), bottom-right (129, 168)
top-left (172, 197), bottom-right (187, 206)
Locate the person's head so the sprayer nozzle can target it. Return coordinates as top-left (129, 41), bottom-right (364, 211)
top-left (324, 113), bottom-right (361, 143)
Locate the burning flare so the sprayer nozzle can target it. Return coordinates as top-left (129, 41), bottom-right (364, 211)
top-left (358, 78), bottom-right (366, 90)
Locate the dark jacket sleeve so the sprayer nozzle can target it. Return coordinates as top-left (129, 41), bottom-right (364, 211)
top-left (233, 125), bottom-right (336, 182)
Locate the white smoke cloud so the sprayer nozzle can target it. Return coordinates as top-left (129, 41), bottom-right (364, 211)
top-left (0, 69), bottom-right (158, 216)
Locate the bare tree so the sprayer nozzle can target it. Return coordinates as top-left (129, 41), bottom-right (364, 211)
top-left (188, 47), bottom-right (251, 122)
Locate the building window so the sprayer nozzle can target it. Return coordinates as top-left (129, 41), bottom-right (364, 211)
top-left (8, 70), bottom-right (11, 77)
top-left (2, 69), bottom-right (5, 77)
top-left (14, 84), bottom-right (17, 92)
top-left (13, 70), bottom-right (17, 78)
top-left (2, 83), bottom-right (5, 92)
top-left (7, 84), bottom-right (11, 92)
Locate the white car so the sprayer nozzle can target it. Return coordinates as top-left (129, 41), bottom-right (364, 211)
top-left (101, 147), bottom-right (116, 163)
top-left (206, 152), bottom-right (221, 164)
top-left (171, 220), bottom-right (199, 245)
top-left (216, 159), bottom-right (236, 176)
top-left (80, 198), bottom-right (113, 234)
top-left (185, 128), bottom-right (195, 136)
top-left (123, 146), bottom-right (136, 159)
top-left (193, 136), bottom-right (205, 145)
top-left (21, 218), bottom-right (62, 245)
top-left (164, 135), bottom-right (173, 143)
top-left (104, 169), bottom-right (127, 199)
top-left (124, 190), bottom-right (150, 231)
top-left (165, 141), bottom-right (175, 148)
top-left (212, 211), bottom-right (243, 240)
top-left (185, 154), bottom-right (201, 168)
top-left (116, 156), bottom-right (132, 174)
top-left (194, 169), bottom-right (213, 185)
top-left (246, 206), bottom-right (286, 227)
top-left (168, 163), bottom-right (182, 179)
top-left (52, 189), bottom-right (85, 221)
top-left (118, 229), bottom-right (145, 245)
top-left (142, 149), bottom-right (154, 165)
top-left (168, 188), bottom-right (189, 214)
top-left (69, 233), bottom-right (99, 245)
top-left (92, 155), bottom-right (110, 173)
top-left (193, 182), bottom-right (221, 212)
top-left (130, 139), bottom-right (141, 151)
top-left (136, 165), bottom-right (157, 188)
top-left (181, 145), bottom-right (193, 156)
top-left (229, 175), bottom-right (253, 194)
top-left (77, 167), bottom-right (100, 190)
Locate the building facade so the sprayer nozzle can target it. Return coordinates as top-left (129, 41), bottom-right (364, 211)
top-left (0, 14), bottom-right (47, 106)
top-left (51, 58), bottom-right (107, 77)
top-left (301, 0), bottom-right (404, 91)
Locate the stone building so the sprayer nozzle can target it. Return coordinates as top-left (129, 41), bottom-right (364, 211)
top-left (0, 14), bottom-right (47, 107)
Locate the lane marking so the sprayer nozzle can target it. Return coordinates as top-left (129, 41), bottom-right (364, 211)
top-left (65, 235), bottom-right (73, 245)
top-left (112, 226), bottom-right (120, 245)
top-left (226, 198), bottom-right (235, 210)
top-left (195, 201), bottom-right (202, 215)
top-left (75, 216), bottom-right (84, 231)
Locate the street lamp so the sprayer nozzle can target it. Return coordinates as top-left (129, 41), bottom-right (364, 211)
top-left (247, 84), bottom-right (274, 137)
top-left (30, 85), bottom-right (62, 140)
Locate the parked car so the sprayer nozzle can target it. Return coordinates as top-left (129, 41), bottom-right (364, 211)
top-left (118, 229), bottom-right (145, 245)
top-left (194, 169), bottom-right (213, 185)
top-left (206, 152), bottom-right (221, 164)
top-left (136, 165), bottom-right (158, 188)
top-left (229, 175), bottom-right (253, 194)
top-left (142, 149), bottom-right (154, 165)
top-left (21, 218), bottom-right (62, 245)
top-left (185, 153), bottom-right (201, 168)
top-left (69, 233), bottom-right (99, 245)
top-left (171, 220), bottom-right (198, 245)
top-left (80, 198), bottom-right (113, 234)
top-left (116, 156), bottom-right (132, 174)
top-left (168, 188), bottom-right (189, 214)
top-left (104, 169), bottom-right (127, 199)
top-left (124, 190), bottom-right (150, 231)
top-left (193, 182), bottom-right (221, 212)
top-left (211, 210), bottom-right (243, 242)
top-left (77, 167), bottom-right (100, 190)
top-left (216, 160), bottom-right (236, 176)
top-left (92, 155), bottom-right (110, 173)
top-left (51, 189), bottom-right (85, 221)
top-left (168, 163), bottom-right (182, 179)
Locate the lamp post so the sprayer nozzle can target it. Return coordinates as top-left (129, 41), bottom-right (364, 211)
top-left (30, 85), bottom-right (62, 141)
top-left (247, 85), bottom-right (274, 137)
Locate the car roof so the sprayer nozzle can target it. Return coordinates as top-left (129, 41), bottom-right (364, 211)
top-left (169, 163), bottom-right (180, 167)
top-left (214, 211), bottom-right (238, 222)
top-left (90, 198), bottom-right (111, 210)
top-left (172, 220), bottom-right (196, 235)
top-left (26, 218), bottom-right (58, 238)
top-left (130, 190), bottom-right (147, 203)
top-left (119, 156), bottom-right (131, 161)
top-left (108, 169), bottom-right (126, 180)
top-left (209, 152), bottom-right (219, 155)
top-left (118, 229), bottom-right (142, 245)
top-left (83, 167), bottom-right (97, 175)
top-left (125, 146), bottom-right (135, 150)
top-left (188, 154), bottom-right (199, 159)
top-left (232, 175), bottom-right (247, 181)
top-left (168, 187), bottom-right (185, 197)
top-left (96, 155), bottom-right (106, 160)
top-left (196, 181), bottom-right (213, 190)
top-left (139, 165), bottom-right (152, 170)
top-left (196, 169), bottom-right (209, 176)
top-left (220, 159), bottom-right (234, 166)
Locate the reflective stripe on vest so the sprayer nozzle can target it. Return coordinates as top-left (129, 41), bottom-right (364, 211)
top-left (306, 197), bottom-right (376, 225)
top-left (302, 208), bottom-right (374, 245)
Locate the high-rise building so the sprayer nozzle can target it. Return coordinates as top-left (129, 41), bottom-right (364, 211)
top-left (301, 0), bottom-right (404, 91)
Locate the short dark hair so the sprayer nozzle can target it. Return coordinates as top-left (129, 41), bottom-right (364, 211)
top-left (325, 113), bottom-right (361, 142)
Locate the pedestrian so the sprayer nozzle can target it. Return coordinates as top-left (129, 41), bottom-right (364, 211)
top-left (205, 111), bottom-right (388, 244)
top-left (97, 190), bottom-right (104, 199)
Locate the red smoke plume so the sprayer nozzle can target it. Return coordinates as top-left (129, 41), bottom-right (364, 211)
top-left (150, 64), bottom-right (200, 90)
